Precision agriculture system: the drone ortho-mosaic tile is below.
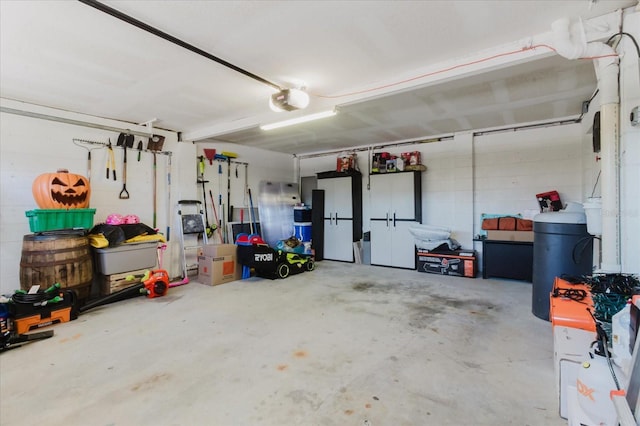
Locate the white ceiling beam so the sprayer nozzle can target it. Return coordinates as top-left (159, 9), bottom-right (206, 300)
top-left (0, 98), bottom-right (177, 138)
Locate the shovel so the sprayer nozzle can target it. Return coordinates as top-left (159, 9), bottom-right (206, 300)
top-left (146, 135), bottom-right (165, 227)
top-left (117, 133), bottom-right (134, 199)
top-left (147, 135), bottom-right (165, 151)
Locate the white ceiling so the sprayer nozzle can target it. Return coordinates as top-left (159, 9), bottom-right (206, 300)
top-left (1, 0), bottom-right (636, 154)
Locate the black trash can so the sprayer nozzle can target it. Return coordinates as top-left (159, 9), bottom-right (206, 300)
top-left (532, 210), bottom-right (593, 321)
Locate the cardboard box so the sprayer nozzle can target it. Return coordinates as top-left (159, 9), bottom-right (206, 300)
top-left (417, 249), bottom-right (477, 278)
top-left (202, 243), bottom-right (237, 258)
top-left (386, 159), bottom-right (397, 172)
top-left (197, 254), bottom-right (241, 286)
top-left (371, 152), bottom-right (391, 173)
top-left (336, 154), bottom-right (355, 172)
top-left (486, 230), bottom-right (534, 242)
top-left (536, 190), bottom-right (562, 212)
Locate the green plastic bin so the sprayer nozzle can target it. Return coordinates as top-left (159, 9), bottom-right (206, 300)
top-left (25, 209), bottom-right (96, 232)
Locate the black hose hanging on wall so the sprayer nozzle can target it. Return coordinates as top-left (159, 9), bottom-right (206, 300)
top-left (77, 0), bottom-right (283, 91)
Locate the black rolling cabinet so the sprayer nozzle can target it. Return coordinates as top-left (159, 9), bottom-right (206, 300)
top-left (482, 240), bottom-right (533, 282)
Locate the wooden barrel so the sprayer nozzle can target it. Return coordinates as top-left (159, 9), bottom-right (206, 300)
top-left (20, 232), bottom-right (93, 301)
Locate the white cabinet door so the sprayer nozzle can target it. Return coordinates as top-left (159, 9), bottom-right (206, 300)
top-left (370, 220), bottom-right (391, 266)
top-left (390, 221), bottom-right (418, 269)
top-left (370, 219), bottom-right (417, 268)
top-left (369, 174), bottom-right (394, 219)
top-left (332, 177), bottom-right (353, 218)
top-left (318, 177), bottom-right (352, 219)
top-left (390, 174), bottom-right (417, 219)
top-left (324, 218), bottom-right (353, 261)
top-left (370, 173), bottom-right (416, 219)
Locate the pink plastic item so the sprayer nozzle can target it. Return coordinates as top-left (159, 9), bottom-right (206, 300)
top-left (124, 214), bottom-right (140, 224)
top-left (105, 214), bottom-right (124, 225)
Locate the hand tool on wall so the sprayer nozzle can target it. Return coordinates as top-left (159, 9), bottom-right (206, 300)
top-left (72, 138), bottom-right (105, 182)
top-left (227, 157), bottom-right (232, 223)
top-left (137, 140), bottom-right (143, 161)
top-left (117, 133), bottom-right (134, 199)
top-left (209, 189), bottom-right (223, 243)
top-left (218, 162), bottom-right (225, 242)
top-left (204, 148), bottom-right (216, 165)
top-left (248, 187), bottom-right (257, 236)
top-left (166, 154), bottom-right (172, 241)
top-left (147, 134), bottom-right (165, 151)
top-left (198, 156), bottom-right (214, 238)
top-left (119, 146), bottom-right (130, 199)
top-left (86, 147), bottom-right (93, 182)
top-left (106, 139), bottom-right (116, 181)
top-left (153, 152), bottom-right (157, 228)
top-left (147, 133), bottom-right (168, 236)
top-left (244, 164), bottom-right (249, 206)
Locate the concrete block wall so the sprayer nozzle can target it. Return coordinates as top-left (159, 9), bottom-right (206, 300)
top-left (0, 108), bottom-right (293, 295)
top-left (474, 124), bottom-right (585, 218)
top-left (299, 123), bottom-right (586, 273)
top-left (0, 109), bottom-right (188, 294)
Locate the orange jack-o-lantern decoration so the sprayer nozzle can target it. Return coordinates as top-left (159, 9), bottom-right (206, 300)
top-left (32, 169), bottom-right (91, 209)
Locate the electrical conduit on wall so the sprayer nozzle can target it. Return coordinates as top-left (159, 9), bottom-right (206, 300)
top-left (552, 17), bottom-right (621, 272)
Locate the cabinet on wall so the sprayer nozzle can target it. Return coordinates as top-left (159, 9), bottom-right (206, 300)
top-left (316, 171), bottom-right (362, 262)
top-left (369, 171), bottom-right (422, 269)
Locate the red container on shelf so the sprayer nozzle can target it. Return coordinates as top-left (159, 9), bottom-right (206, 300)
top-left (401, 151), bottom-right (421, 166)
top-left (336, 155), bottom-right (355, 172)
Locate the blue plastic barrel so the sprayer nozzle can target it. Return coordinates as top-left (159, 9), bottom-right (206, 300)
top-left (294, 222), bottom-right (312, 242)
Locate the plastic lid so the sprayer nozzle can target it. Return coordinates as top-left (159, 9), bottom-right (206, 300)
top-left (534, 202), bottom-right (587, 224)
top-left (534, 211), bottom-right (586, 224)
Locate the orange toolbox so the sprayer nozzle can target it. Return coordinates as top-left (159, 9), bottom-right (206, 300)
top-left (550, 277), bottom-right (595, 332)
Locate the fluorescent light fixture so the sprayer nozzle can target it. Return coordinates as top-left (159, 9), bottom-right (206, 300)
top-left (260, 109), bottom-right (337, 131)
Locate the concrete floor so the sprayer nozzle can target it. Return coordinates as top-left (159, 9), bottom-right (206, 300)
top-left (1, 261), bottom-right (564, 426)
